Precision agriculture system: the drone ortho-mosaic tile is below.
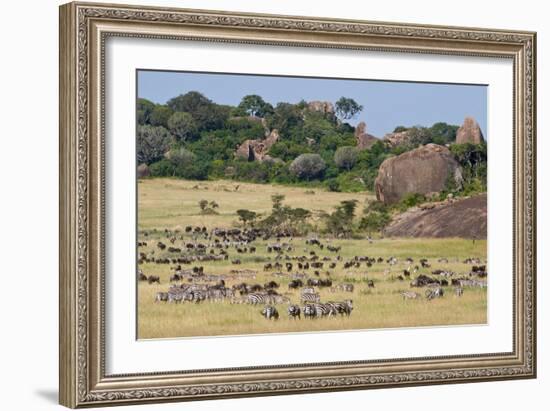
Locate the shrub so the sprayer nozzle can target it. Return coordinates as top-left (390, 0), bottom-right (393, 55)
top-left (334, 146), bottom-right (358, 170)
top-left (168, 112), bottom-right (198, 143)
top-left (136, 125), bottom-right (171, 164)
top-left (289, 153), bottom-right (326, 180)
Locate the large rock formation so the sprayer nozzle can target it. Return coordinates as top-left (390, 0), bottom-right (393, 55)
top-left (375, 144), bottom-right (463, 204)
top-left (354, 122), bottom-right (379, 150)
top-left (383, 130), bottom-right (412, 147)
top-left (384, 194), bottom-right (487, 239)
top-left (235, 129), bottom-right (280, 162)
top-left (456, 116), bottom-right (484, 144)
top-left (137, 163), bottom-right (150, 179)
top-left (307, 101), bottom-right (334, 114)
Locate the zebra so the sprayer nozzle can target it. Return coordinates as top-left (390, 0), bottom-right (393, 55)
top-left (327, 300), bottom-right (353, 316)
top-left (154, 292), bottom-right (169, 303)
top-left (287, 304), bottom-right (301, 319)
top-left (311, 303), bottom-right (338, 317)
top-left (302, 304), bottom-right (317, 319)
top-left (330, 283), bottom-right (354, 293)
top-left (401, 291), bottom-right (419, 300)
top-left (300, 287), bottom-right (315, 295)
top-left (246, 293), bottom-right (276, 305)
top-left (454, 287), bottom-right (464, 297)
top-left (425, 287), bottom-right (444, 300)
top-left (300, 292), bottom-right (321, 304)
top-left (261, 305), bottom-right (279, 320)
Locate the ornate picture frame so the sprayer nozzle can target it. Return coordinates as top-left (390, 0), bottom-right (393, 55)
top-left (59, 1), bottom-right (536, 407)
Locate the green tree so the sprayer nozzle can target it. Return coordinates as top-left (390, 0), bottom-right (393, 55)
top-left (238, 95), bottom-right (274, 117)
top-left (236, 209), bottom-right (258, 227)
top-left (136, 125), bottom-right (171, 164)
top-left (289, 153), bottom-right (326, 180)
top-left (335, 97), bottom-right (363, 120)
top-left (137, 98), bottom-right (155, 125)
top-left (149, 105), bottom-right (174, 128)
top-left (168, 112), bottom-right (198, 143)
top-left (167, 91), bottom-right (228, 131)
top-left (323, 199), bottom-right (358, 238)
top-left (167, 147), bottom-right (195, 169)
top-left (359, 211), bottom-right (391, 235)
top-left (334, 146), bottom-right (358, 171)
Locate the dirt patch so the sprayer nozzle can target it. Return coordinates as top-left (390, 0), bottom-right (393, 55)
top-left (385, 194), bottom-right (487, 239)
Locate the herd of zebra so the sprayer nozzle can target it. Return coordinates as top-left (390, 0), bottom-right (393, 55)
top-left (138, 225), bottom-right (488, 326)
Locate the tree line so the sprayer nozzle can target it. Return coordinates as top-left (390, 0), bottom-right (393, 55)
top-left (137, 90), bottom-right (486, 194)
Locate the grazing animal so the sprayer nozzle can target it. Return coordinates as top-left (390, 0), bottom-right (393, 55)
top-left (147, 275), bottom-right (160, 284)
top-left (261, 305), bottom-right (279, 320)
top-left (154, 292), bottom-right (169, 302)
top-left (138, 270), bottom-right (148, 281)
top-left (454, 287), bottom-right (464, 297)
top-left (425, 287), bottom-right (444, 300)
top-left (367, 280), bottom-right (375, 288)
top-left (327, 300), bottom-right (353, 316)
top-left (303, 304), bottom-right (317, 319)
top-left (288, 279), bottom-right (304, 289)
top-left (301, 292), bottom-right (321, 304)
top-left (287, 304), bottom-right (301, 319)
top-left (401, 291), bottom-right (419, 300)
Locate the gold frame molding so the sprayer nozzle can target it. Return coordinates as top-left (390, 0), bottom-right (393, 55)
top-left (59, 1), bottom-right (537, 408)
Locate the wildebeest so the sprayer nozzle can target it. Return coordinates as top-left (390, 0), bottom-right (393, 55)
top-left (288, 279), bottom-right (303, 289)
top-left (147, 275), bottom-right (160, 284)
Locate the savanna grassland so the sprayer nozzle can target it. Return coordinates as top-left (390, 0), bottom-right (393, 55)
top-left (137, 178), bottom-right (487, 339)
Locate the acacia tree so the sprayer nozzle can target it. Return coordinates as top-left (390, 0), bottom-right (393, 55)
top-left (238, 95), bottom-right (274, 117)
top-left (334, 146), bottom-right (358, 171)
top-left (335, 97), bottom-right (363, 120)
top-left (236, 209), bottom-right (258, 227)
top-left (289, 154), bottom-right (326, 180)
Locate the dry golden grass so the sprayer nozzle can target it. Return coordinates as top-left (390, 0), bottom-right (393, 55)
top-left (137, 178), bottom-right (487, 339)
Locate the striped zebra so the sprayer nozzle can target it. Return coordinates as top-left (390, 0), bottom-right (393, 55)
top-left (425, 287), bottom-right (444, 300)
top-left (454, 287), bottom-right (464, 297)
top-left (154, 292), bottom-right (169, 303)
top-left (246, 293), bottom-right (277, 305)
top-left (300, 292), bottom-right (321, 304)
top-left (327, 300), bottom-right (353, 316)
top-left (287, 304), bottom-right (301, 319)
top-left (261, 305), bottom-right (279, 320)
top-left (300, 287), bottom-right (315, 295)
top-left (311, 303), bottom-right (338, 317)
top-left (302, 304), bottom-right (317, 319)
top-left (401, 291), bottom-right (420, 300)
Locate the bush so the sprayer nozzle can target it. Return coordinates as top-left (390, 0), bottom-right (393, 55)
top-left (168, 112), bottom-right (198, 143)
top-left (149, 105), bottom-right (174, 128)
top-left (289, 153), bottom-right (326, 180)
top-left (334, 146), bottom-right (358, 170)
top-left (136, 125), bottom-right (171, 164)
top-left (359, 211), bottom-right (391, 235)
top-left (149, 159), bottom-right (175, 177)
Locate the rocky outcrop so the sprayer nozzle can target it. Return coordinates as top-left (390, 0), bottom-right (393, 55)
top-left (235, 129), bottom-right (280, 162)
top-left (383, 130), bottom-right (412, 147)
top-left (384, 194), bottom-right (487, 239)
top-left (375, 144), bottom-right (463, 204)
top-left (354, 122), bottom-right (378, 150)
top-left (137, 163), bottom-right (150, 179)
top-left (307, 101), bottom-right (334, 114)
top-left (456, 116), bottom-right (484, 144)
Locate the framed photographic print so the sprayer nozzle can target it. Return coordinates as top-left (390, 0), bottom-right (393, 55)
top-left (59, 1), bottom-right (537, 408)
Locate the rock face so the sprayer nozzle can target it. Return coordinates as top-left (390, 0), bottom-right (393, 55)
top-left (384, 194), bottom-right (487, 239)
top-left (235, 129), bottom-right (280, 162)
top-left (137, 163), bottom-right (150, 179)
top-left (307, 101), bottom-right (334, 114)
top-left (383, 130), bottom-right (412, 147)
top-left (456, 116), bottom-right (484, 144)
top-left (375, 144), bottom-right (463, 204)
top-left (354, 122), bottom-right (379, 150)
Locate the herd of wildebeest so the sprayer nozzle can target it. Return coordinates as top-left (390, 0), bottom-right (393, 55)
top-left (138, 225), bottom-right (487, 322)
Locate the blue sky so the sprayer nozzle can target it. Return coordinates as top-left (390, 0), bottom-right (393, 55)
top-left (137, 70), bottom-right (487, 138)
